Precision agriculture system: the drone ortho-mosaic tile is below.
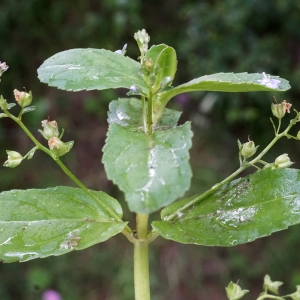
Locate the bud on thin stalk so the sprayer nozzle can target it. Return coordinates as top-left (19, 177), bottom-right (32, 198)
top-left (13, 89), bottom-right (33, 108)
top-left (3, 150), bottom-right (23, 168)
top-left (48, 137), bottom-right (74, 157)
top-left (240, 139), bottom-right (259, 159)
top-left (273, 153), bottom-right (293, 169)
top-left (39, 119), bottom-right (60, 140)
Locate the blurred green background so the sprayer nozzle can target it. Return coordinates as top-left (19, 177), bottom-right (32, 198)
top-left (1, 0), bottom-right (300, 299)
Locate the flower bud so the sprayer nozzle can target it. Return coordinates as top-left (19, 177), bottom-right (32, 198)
top-left (297, 131), bottom-right (300, 140)
top-left (48, 137), bottom-right (74, 157)
top-left (240, 140), bottom-right (258, 159)
top-left (13, 89), bottom-right (32, 107)
top-left (3, 150), bottom-right (23, 168)
top-left (40, 119), bottom-right (60, 140)
top-left (0, 62), bottom-right (8, 76)
top-left (0, 95), bottom-right (8, 110)
top-left (263, 274), bottom-right (283, 295)
top-left (289, 285), bottom-right (300, 300)
top-left (225, 281), bottom-right (249, 300)
top-left (271, 100), bottom-right (292, 120)
top-left (273, 153), bottom-right (293, 169)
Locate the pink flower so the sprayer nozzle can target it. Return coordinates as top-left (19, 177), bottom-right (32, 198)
top-left (42, 289), bottom-right (62, 300)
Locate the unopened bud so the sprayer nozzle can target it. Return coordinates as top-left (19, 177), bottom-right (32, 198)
top-left (225, 281), bottom-right (249, 300)
top-left (289, 285), bottom-right (300, 300)
top-left (0, 62), bottom-right (8, 76)
top-left (39, 119), bottom-right (59, 140)
top-left (3, 150), bottom-right (23, 168)
top-left (263, 275), bottom-right (283, 295)
top-left (240, 140), bottom-right (258, 159)
top-left (273, 153), bottom-right (293, 169)
top-left (0, 95), bottom-right (8, 110)
top-left (297, 131), bottom-right (300, 140)
top-left (13, 89), bottom-right (32, 107)
top-left (48, 137), bottom-right (74, 157)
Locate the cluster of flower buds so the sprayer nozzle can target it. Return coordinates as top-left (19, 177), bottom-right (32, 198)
top-left (0, 61), bottom-right (8, 77)
top-left (13, 89), bottom-right (32, 108)
top-left (39, 119), bottom-right (74, 157)
top-left (139, 57), bottom-right (172, 93)
top-left (271, 99), bottom-right (292, 120)
top-left (134, 29), bottom-right (150, 58)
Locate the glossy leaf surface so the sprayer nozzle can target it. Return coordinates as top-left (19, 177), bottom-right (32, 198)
top-left (152, 168), bottom-right (300, 246)
top-left (102, 98), bottom-right (192, 214)
top-left (0, 187), bottom-right (127, 262)
top-left (37, 48), bottom-right (148, 94)
top-left (158, 72), bottom-right (291, 104)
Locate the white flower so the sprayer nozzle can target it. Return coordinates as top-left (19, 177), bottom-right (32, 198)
top-left (114, 44), bottom-right (127, 55)
top-left (257, 72), bottom-right (281, 89)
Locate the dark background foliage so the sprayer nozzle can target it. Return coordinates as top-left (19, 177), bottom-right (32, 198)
top-left (1, 0), bottom-right (300, 299)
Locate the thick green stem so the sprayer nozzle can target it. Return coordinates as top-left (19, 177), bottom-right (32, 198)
top-left (134, 214), bottom-right (150, 300)
top-left (147, 92), bottom-right (153, 135)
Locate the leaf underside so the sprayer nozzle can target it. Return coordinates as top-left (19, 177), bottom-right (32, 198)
top-left (102, 98), bottom-right (193, 214)
top-left (152, 168), bottom-right (300, 246)
top-left (159, 72), bottom-right (291, 104)
top-left (0, 187), bottom-right (127, 262)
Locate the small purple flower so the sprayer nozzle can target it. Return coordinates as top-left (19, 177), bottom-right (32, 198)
top-left (129, 85), bottom-right (138, 92)
top-left (114, 44), bottom-right (127, 55)
top-left (42, 289), bottom-right (62, 300)
top-left (257, 72), bottom-right (281, 89)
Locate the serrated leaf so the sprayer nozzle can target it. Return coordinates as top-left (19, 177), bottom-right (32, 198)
top-left (0, 187), bottom-right (127, 262)
top-left (103, 98), bottom-right (192, 214)
top-left (37, 48), bottom-right (148, 94)
top-left (158, 72), bottom-right (291, 105)
top-left (152, 168), bottom-right (300, 246)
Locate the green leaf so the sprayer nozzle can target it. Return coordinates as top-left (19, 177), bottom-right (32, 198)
top-left (22, 106), bottom-right (36, 114)
top-left (107, 97), bottom-right (181, 127)
top-left (103, 98), bottom-right (192, 214)
top-left (7, 103), bottom-right (16, 110)
top-left (0, 113), bottom-right (7, 118)
top-left (152, 168), bottom-right (300, 246)
top-left (145, 45), bottom-right (177, 92)
top-left (0, 187), bottom-right (127, 262)
top-left (37, 48), bottom-right (148, 94)
top-left (158, 72), bottom-right (291, 105)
